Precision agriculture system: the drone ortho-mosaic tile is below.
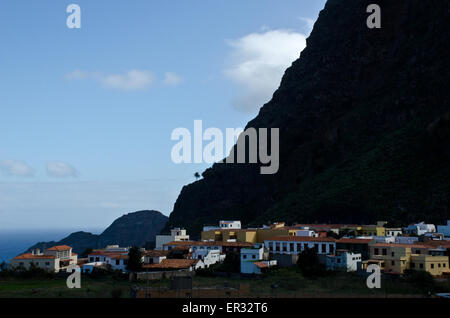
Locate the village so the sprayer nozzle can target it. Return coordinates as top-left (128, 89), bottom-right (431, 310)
top-left (5, 219), bottom-right (450, 298)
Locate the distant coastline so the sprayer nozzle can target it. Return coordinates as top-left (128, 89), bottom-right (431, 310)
top-left (0, 228), bottom-right (102, 263)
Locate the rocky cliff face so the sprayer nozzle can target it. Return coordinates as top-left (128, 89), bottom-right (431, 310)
top-left (165, 0), bottom-right (450, 234)
top-left (27, 210), bottom-right (168, 254)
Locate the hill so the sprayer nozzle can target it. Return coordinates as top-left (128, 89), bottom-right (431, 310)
top-left (164, 0), bottom-right (450, 235)
top-left (27, 210), bottom-right (168, 254)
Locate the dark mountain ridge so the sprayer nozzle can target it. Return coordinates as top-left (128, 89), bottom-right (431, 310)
top-left (164, 0), bottom-right (450, 235)
top-left (27, 210), bottom-right (168, 255)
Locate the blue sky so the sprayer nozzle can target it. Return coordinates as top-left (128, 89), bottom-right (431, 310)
top-left (0, 0), bottom-right (326, 230)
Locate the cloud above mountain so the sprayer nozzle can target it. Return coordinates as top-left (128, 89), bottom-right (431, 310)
top-left (224, 29), bottom-right (307, 112)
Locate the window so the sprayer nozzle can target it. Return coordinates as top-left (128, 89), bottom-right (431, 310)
top-left (431, 264), bottom-right (434, 269)
top-left (116, 260), bottom-right (120, 265)
top-left (282, 243), bottom-right (287, 252)
top-left (45, 262), bottom-right (50, 266)
top-left (391, 261), bottom-right (395, 266)
top-left (243, 255), bottom-right (247, 259)
top-left (444, 263), bottom-right (447, 268)
top-left (382, 249), bottom-right (387, 256)
top-left (252, 255), bottom-right (256, 259)
top-left (374, 248), bottom-right (379, 255)
top-left (321, 244), bottom-right (326, 253)
top-left (297, 243), bottom-right (301, 252)
top-left (415, 250), bottom-right (420, 254)
top-left (438, 263), bottom-right (441, 268)
top-left (391, 251), bottom-right (395, 257)
top-left (289, 243), bottom-right (294, 251)
top-left (95, 257), bottom-right (99, 262)
top-left (89, 257), bottom-right (94, 262)
top-left (411, 263), bottom-right (415, 268)
top-left (314, 244), bottom-right (319, 252)
top-left (420, 263), bottom-right (424, 269)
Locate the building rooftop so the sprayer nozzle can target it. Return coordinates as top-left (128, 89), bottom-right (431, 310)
top-left (164, 241), bottom-right (253, 247)
top-left (266, 236), bottom-right (336, 242)
top-left (142, 259), bottom-right (198, 270)
top-left (337, 238), bottom-right (373, 244)
top-left (46, 245), bottom-right (72, 251)
top-left (13, 253), bottom-right (56, 260)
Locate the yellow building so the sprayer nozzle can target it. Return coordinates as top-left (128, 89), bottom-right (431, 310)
top-left (361, 221), bottom-right (387, 236)
top-left (201, 222), bottom-right (297, 244)
top-left (369, 243), bottom-right (449, 276)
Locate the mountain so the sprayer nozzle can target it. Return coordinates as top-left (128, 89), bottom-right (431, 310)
top-left (27, 210), bottom-right (168, 255)
top-left (164, 0), bottom-right (450, 235)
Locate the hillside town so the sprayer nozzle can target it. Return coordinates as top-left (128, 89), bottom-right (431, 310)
top-left (7, 220), bottom-right (450, 282)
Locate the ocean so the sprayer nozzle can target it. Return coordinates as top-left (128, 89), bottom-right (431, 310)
top-left (0, 228), bottom-right (102, 264)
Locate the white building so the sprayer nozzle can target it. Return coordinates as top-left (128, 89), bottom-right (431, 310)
top-left (356, 236), bottom-right (395, 243)
top-left (264, 236), bottom-right (336, 255)
top-left (385, 228), bottom-right (402, 237)
top-left (86, 246), bottom-right (130, 272)
top-left (296, 229), bottom-right (318, 237)
top-left (155, 228), bottom-right (190, 250)
top-left (9, 245), bottom-right (78, 273)
top-left (220, 220), bottom-right (241, 229)
top-left (240, 246), bottom-right (276, 274)
top-left (193, 249), bottom-right (225, 268)
top-left (437, 221), bottom-right (450, 237)
top-left (143, 250), bottom-right (168, 265)
top-left (403, 222), bottom-right (436, 236)
top-left (326, 250), bottom-right (361, 272)
top-left (395, 236), bottom-right (419, 244)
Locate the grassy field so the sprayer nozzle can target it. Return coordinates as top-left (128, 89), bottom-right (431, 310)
top-left (1, 268), bottom-right (448, 298)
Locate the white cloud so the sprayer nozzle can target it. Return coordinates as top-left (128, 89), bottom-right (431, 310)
top-left (224, 29), bottom-right (307, 112)
top-left (46, 162), bottom-right (78, 178)
top-left (163, 72), bottom-right (183, 86)
top-left (0, 160), bottom-right (34, 177)
top-left (100, 70), bottom-right (155, 91)
top-left (66, 69), bottom-right (155, 91)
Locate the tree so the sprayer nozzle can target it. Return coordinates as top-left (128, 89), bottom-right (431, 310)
top-left (194, 172), bottom-right (201, 180)
top-left (297, 247), bottom-right (325, 277)
top-left (404, 270), bottom-right (435, 294)
top-left (127, 246), bottom-right (142, 272)
top-left (81, 248), bottom-right (93, 258)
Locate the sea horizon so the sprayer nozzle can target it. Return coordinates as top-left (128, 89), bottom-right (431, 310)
top-left (0, 228), bottom-right (103, 263)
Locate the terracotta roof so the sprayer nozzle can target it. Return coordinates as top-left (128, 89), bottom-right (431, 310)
top-left (46, 245), bottom-right (72, 251)
top-left (370, 243), bottom-right (429, 248)
top-left (88, 250), bottom-right (128, 259)
top-left (110, 255), bottom-right (128, 260)
top-left (254, 262), bottom-right (269, 269)
top-left (143, 250), bottom-right (169, 257)
top-left (337, 238), bottom-right (373, 244)
top-left (142, 259), bottom-right (198, 270)
top-left (266, 236), bottom-right (336, 242)
top-left (13, 253), bottom-right (56, 260)
top-left (164, 241), bottom-right (252, 248)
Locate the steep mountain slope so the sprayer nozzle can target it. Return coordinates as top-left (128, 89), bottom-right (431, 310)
top-left (27, 210), bottom-right (168, 254)
top-left (165, 0), bottom-right (450, 234)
